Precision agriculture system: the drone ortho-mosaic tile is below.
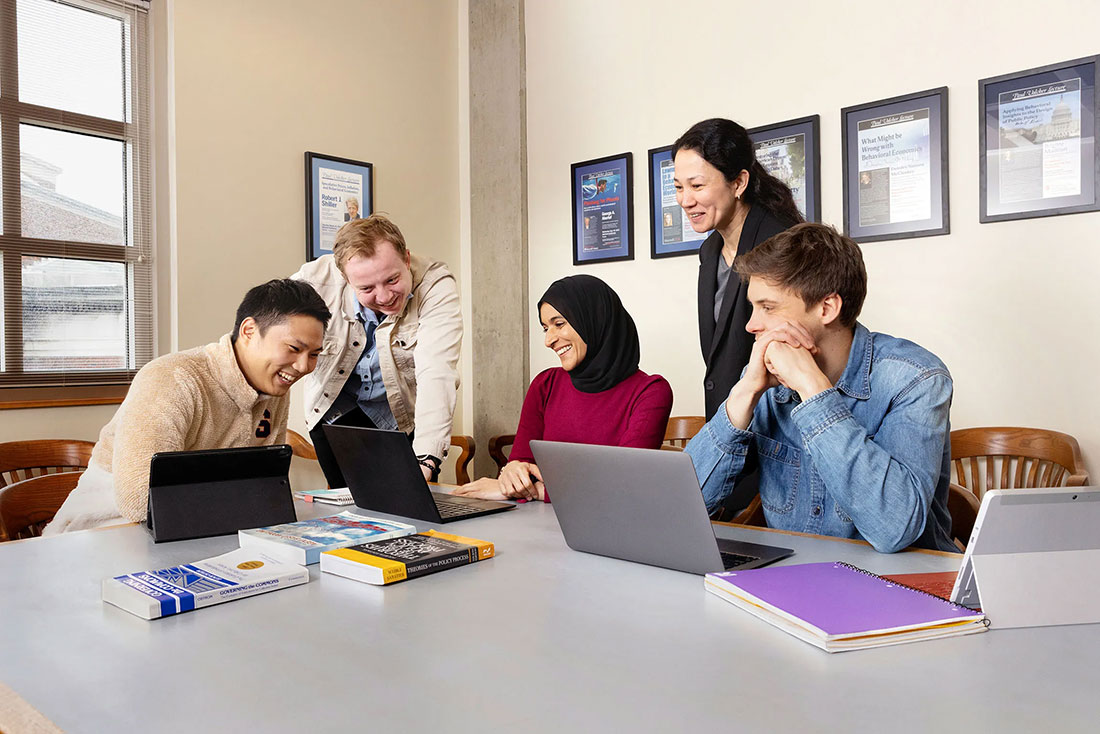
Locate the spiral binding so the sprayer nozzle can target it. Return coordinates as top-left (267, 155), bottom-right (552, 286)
top-left (834, 562), bottom-right (984, 615)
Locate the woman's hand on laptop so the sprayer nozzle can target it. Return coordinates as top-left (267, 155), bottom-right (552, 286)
top-left (499, 461), bottom-right (543, 501)
top-left (452, 477), bottom-right (509, 499)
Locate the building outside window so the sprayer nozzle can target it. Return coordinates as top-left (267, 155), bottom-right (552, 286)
top-left (0, 0), bottom-right (152, 406)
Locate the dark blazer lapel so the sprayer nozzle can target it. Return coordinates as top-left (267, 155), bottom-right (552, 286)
top-left (708, 206), bottom-right (767, 363)
top-left (697, 232), bottom-right (721, 360)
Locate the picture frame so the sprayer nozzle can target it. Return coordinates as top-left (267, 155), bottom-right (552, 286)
top-left (571, 152), bottom-right (634, 265)
top-left (305, 151), bottom-right (374, 262)
top-left (747, 114), bottom-right (822, 222)
top-left (648, 145), bottom-right (709, 259)
top-left (841, 87), bottom-right (949, 243)
top-left (979, 55), bottom-right (1099, 223)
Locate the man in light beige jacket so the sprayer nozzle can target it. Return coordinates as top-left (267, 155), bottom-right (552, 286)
top-left (291, 214), bottom-right (462, 486)
top-left (44, 280), bottom-right (330, 534)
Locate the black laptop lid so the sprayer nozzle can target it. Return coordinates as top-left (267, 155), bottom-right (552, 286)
top-left (322, 425), bottom-right (442, 522)
top-left (147, 444), bottom-right (296, 542)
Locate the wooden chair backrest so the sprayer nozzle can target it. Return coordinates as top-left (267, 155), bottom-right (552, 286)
top-left (0, 471), bottom-right (84, 540)
top-left (951, 427), bottom-right (1089, 497)
top-left (286, 430), bottom-right (476, 485)
top-left (663, 416), bottom-right (706, 449)
top-left (286, 430), bottom-right (318, 461)
top-left (0, 439), bottom-right (95, 490)
top-left (488, 434), bottom-right (516, 472)
top-left (447, 435), bottom-right (476, 485)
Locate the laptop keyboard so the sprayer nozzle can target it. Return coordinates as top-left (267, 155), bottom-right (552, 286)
top-left (434, 499), bottom-right (480, 518)
top-left (720, 551), bottom-right (760, 569)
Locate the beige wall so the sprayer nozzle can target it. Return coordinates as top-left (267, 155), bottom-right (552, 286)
top-left (524, 0), bottom-right (1100, 475)
top-left (1, 0), bottom-right (466, 485)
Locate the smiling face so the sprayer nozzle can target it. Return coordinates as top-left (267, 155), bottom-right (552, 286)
top-left (346, 200), bottom-right (359, 218)
top-left (540, 303), bottom-right (587, 371)
top-left (235, 314), bottom-right (325, 396)
top-left (673, 148), bottom-right (744, 234)
top-left (343, 241), bottom-right (413, 316)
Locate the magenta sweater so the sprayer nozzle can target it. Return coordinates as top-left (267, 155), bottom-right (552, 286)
top-left (509, 368), bottom-right (674, 474)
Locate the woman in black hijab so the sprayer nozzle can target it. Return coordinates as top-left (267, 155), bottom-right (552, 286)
top-left (454, 275), bottom-right (672, 501)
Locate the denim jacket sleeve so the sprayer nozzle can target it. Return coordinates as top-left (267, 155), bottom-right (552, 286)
top-left (684, 404), bottom-right (754, 513)
top-left (789, 372), bottom-right (952, 553)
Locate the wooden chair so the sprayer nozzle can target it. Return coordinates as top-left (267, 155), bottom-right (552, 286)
top-left (488, 434), bottom-right (516, 472)
top-left (286, 429), bottom-right (317, 461)
top-left (947, 482), bottom-right (981, 550)
top-left (727, 494), bottom-right (766, 526)
top-left (0, 471), bottom-right (84, 540)
top-left (286, 430), bottom-right (476, 484)
top-left (663, 416), bottom-right (706, 451)
top-left (951, 427), bottom-right (1089, 498)
top-left (447, 436), bottom-right (476, 485)
top-left (0, 439), bottom-right (95, 490)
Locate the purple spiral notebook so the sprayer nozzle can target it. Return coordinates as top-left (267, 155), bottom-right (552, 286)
top-left (705, 562), bottom-right (987, 651)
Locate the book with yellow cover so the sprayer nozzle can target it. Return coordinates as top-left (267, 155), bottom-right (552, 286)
top-left (319, 529), bottom-right (494, 585)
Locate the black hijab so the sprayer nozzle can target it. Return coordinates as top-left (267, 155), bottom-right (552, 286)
top-left (538, 275), bottom-right (640, 393)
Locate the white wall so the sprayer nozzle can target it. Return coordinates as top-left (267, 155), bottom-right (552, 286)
top-left (524, 0), bottom-right (1100, 475)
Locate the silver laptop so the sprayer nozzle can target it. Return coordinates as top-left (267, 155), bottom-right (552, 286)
top-left (951, 487), bottom-right (1100, 625)
top-left (530, 440), bottom-right (793, 574)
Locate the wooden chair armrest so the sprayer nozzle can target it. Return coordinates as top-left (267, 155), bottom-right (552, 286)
top-left (1067, 472), bottom-right (1091, 487)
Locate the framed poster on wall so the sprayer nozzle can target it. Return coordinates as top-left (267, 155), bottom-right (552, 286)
top-left (841, 87), bottom-right (949, 243)
top-left (747, 114), bottom-right (822, 222)
top-left (305, 152), bottom-right (374, 262)
top-left (648, 145), bottom-right (709, 259)
top-left (571, 152), bottom-right (634, 265)
top-left (979, 55), bottom-right (1099, 223)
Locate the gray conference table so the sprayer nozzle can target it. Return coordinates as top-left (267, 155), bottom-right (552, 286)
top-left (0, 498), bottom-right (1094, 733)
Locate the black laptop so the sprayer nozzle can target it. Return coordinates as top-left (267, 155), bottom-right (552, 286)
top-left (322, 425), bottom-right (514, 523)
top-left (146, 444), bottom-right (297, 542)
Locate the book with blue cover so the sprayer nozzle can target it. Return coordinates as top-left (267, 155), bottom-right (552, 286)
top-left (238, 511), bottom-right (417, 565)
top-left (102, 548), bottom-right (308, 620)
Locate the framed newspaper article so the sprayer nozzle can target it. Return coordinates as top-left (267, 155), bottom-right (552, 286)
top-left (648, 145), bottom-right (709, 259)
top-left (748, 115), bottom-right (822, 223)
top-left (841, 88), bottom-right (950, 243)
top-left (305, 152), bottom-right (374, 261)
top-left (571, 152), bottom-right (634, 265)
top-left (979, 56), bottom-right (1099, 223)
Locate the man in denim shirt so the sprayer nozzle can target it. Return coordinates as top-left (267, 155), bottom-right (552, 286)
top-left (686, 223), bottom-right (956, 553)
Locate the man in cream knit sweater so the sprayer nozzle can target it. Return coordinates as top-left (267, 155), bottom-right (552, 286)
top-left (44, 279), bottom-right (330, 534)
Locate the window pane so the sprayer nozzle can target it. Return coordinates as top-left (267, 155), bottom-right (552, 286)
top-left (22, 256), bottom-right (129, 372)
top-left (21, 124), bottom-right (127, 245)
top-left (0, 255), bottom-right (5, 372)
top-left (17, 0), bottom-right (128, 122)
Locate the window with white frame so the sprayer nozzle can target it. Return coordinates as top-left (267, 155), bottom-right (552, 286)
top-left (0, 0), bottom-right (152, 406)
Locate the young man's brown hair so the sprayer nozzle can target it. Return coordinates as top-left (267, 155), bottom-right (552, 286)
top-left (734, 222), bottom-right (868, 328)
top-left (332, 213), bottom-right (408, 271)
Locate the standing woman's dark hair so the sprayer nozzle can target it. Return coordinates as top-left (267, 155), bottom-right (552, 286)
top-left (672, 118), bottom-right (803, 226)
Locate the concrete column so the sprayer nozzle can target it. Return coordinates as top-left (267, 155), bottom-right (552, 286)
top-left (467, 0), bottom-right (528, 479)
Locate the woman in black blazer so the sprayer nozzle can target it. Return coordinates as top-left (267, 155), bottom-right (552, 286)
top-left (672, 118), bottom-right (804, 420)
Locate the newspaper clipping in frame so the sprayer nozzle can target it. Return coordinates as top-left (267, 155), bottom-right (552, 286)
top-left (997, 78), bottom-right (1082, 203)
top-left (754, 133), bottom-right (808, 219)
top-left (856, 109), bottom-right (931, 227)
top-left (317, 167), bottom-right (365, 252)
top-left (581, 169), bottom-right (623, 252)
top-left (659, 158), bottom-right (695, 244)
